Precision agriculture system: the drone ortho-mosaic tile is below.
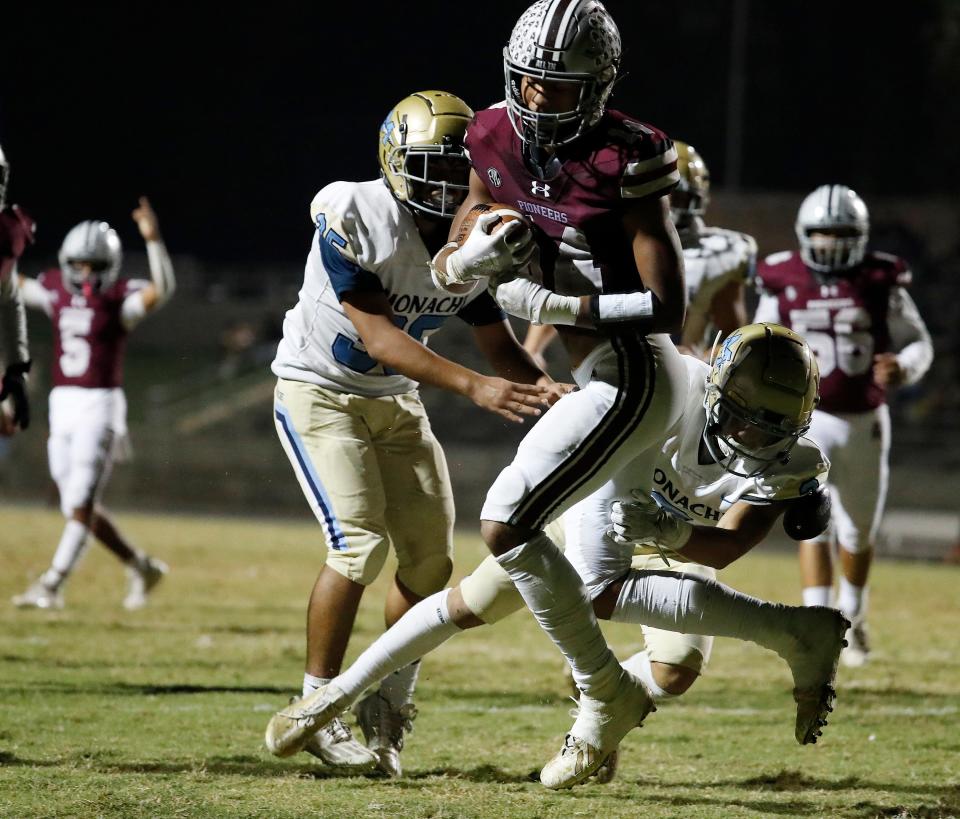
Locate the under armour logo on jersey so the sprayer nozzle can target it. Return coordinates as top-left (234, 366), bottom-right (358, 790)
top-left (487, 167), bottom-right (502, 188)
top-left (531, 180), bottom-right (551, 198)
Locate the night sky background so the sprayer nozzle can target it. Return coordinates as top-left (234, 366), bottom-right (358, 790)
top-left (3, 1), bottom-right (958, 266)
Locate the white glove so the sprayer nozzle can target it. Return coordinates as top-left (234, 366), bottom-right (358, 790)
top-left (433, 212), bottom-right (535, 289)
top-left (608, 491), bottom-right (693, 553)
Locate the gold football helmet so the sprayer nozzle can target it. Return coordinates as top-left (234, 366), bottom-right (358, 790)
top-left (378, 91), bottom-right (473, 219)
top-left (703, 323), bottom-right (819, 477)
top-left (670, 141), bottom-right (710, 229)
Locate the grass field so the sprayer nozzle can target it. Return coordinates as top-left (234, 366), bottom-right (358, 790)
top-left (1, 504), bottom-right (958, 818)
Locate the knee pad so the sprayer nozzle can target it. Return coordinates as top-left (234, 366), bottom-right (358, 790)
top-left (325, 537), bottom-right (390, 586)
top-left (480, 462), bottom-right (533, 523)
top-left (397, 553), bottom-right (452, 599)
top-left (459, 555), bottom-right (525, 624)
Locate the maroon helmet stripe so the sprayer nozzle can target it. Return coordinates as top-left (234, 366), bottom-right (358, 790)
top-left (541, 0), bottom-right (579, 50)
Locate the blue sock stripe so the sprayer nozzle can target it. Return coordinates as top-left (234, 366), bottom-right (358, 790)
top-left (274, 404), bottom-right (347, 551)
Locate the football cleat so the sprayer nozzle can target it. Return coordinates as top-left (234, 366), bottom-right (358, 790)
top-left (592, 746), bottom-right (620, 785)
top-left (302, 714), bottom-right (379, 772)
top-left (780, 606), bottom-right (850, 744)
top-left (264, 684), bottom-right (350, 758)
top-left (840, 617), bottom-right (871, 668)
top-left (12, 577), bottom-right (64, 610)
top-left (540, 672), bottom-right (655, 790)
top-left (353, 690), bottom-right (418, 778)
top-left (123, 557), bottom-right (168, 610)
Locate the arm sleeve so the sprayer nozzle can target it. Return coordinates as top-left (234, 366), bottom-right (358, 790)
top-left (121, 287), bottom-right (149, 330)
top-left (0, 274), bottom-right (29, 366)
top-left (18, 276), bottom-right (54, 314)
top-left (751, 291), bottom-right (782, 324)
top-left (146, 239), bottom-right (176, 308)
top-left (887, 286), bottom-right (933, 385)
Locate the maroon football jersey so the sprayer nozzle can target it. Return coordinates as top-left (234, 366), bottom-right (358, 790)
top-left (37, 269), bottom-right (140, 388)
top-left (465, 105), bottom-right (678, 296)
top-left (0, 205), bottom-right (36, 281)
top-left (756, 251), bottom-right (911, 413)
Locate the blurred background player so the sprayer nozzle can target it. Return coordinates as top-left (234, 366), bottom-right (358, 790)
top-left (265, 91), bottom-right (559, 776)
top-left (12, 198), bottom-right (176, 611)
top-left (522, 139), bottom-right (756, 366)
top-left (0, 144), bottom-right (35, 434)
top-left (402, 0), bottom-right (689, 788)
top-left (754, 184), bottom-right (933, 666)
top-left (273, 324), bottom-right (847, 784)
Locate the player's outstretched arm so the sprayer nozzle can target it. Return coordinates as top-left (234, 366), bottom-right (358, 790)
top-left (342, 290), bottom-right (552, 424)
top-left (674, 501), bottom-right (785, 569)
top-left (132, 197), bottom-right (176, 313)
top-left (522, 324), bottom-right (558, 371)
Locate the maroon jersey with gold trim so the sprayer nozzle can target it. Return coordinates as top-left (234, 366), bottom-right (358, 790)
top-left (37, 269), bottom-right (141, 388)
top-left (756, 251), bottom-right (910, 413)
top-left (465, 104), bottom-right (678, 297)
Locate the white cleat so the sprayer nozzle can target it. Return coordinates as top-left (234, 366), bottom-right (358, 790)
top-left (353, 690), bottom-right (418, 778)
top-left (12, 578), bottom-right (64, 610)
top-left (840, 618), bottom-right (871, 668)
top-left (540, 672), bottom-right (655, 790)
top-left (302, 714), bottom-right (380, 772)
top-left (265, 686), bottom-right (355, 759)
top-left (123, 557), bottom-right (168, 610)
top-left (592, 746), bottom-right (620, 785)
top-left (780, 606), bottom-right (850, 745)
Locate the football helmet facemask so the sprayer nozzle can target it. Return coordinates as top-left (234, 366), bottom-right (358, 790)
top-left (58, 220), bottom-right (123, 295)
top-left (795, 184), bottom-right (869, 273)
top-left (504, 0), bottom-right (621, 148)
top-left (378, 91), bottom-right (474, 219)
top-left (670, 141), bottom-right (710, 230)
top-left (0, 144), bottom-right (9, 209)
top-left (703, 323), bottom-right (819, 478)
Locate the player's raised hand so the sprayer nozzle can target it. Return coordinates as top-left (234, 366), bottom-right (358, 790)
top-left (469, 375), bottom-right (551, 423)
top-left (873, 352), bottom-right (905, 388)
top-left (132, 196), bottom-right (161, 242)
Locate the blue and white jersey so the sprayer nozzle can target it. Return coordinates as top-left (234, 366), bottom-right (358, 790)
top-left (614, 356), bottom-right (828, 556)
top-left (272, 180), bottom-right (505, 397)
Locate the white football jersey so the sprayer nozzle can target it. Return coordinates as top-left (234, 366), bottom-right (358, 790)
top-left (614, 356), bottom-right (828, 556)
top-left (680, 219), bottom-right (757, 348)
top-left (272, 180), bottom-right (504, 397)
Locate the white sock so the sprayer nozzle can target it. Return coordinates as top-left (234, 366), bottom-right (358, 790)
top-left (836, 577), bottom-right (867, 621)
top-left (379, 661), bottom-right (421, 709)
top-left (303, 673), bottom-right (328, 698)
top-left (802, 585), bottom-right (833, 608)
top-left (496, 532), bottom-right (622, 701)
top-left (621, 650), bottom-right (674, 702)
top-left (611, 570), bottom-right (801, 659)
top-left (46, 520), bottom-right (91, 588)
top-left (332, 589), bottom-right (461, 705)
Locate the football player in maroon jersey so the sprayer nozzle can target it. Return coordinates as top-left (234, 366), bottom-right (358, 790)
top-left (12, 198), bottom-right (177, 611)
top-left (0, 144), bottom-right (35, 433)
top-left (754, 184), bottom-right (933, 667)
top-left (428, 0), bottom-right (690, 787)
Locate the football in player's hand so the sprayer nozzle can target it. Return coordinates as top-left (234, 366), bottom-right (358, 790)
top-left (454, 203), bottom-right (532, 246)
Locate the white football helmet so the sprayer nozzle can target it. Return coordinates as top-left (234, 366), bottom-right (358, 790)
top-left (503, 0), bottom-right (621, 148)
top-left (0, 144), bottom-right (9, 209)
top-left (704, 323), bottom-right (819, 478)
top-left (795, 184), bottom-right (869, 273)
top-left (58, 221), bottom-right (123, 294)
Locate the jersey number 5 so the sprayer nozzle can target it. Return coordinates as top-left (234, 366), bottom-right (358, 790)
top-left (59, 307), bottom-right (94, 378)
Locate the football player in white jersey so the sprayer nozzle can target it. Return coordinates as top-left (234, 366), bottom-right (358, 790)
top-left (0, 143), bottom-right (34, 434)
top-left (12, 198), bottom-right (176, 612)
top-left (266, 91), bottom-right (562, 777)
top-left (754, 185), bottom-right (933, 667)
top-left (262, 324), bottom-right (848, 786)
top-left (522, 140), bottom-right (756, 366)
